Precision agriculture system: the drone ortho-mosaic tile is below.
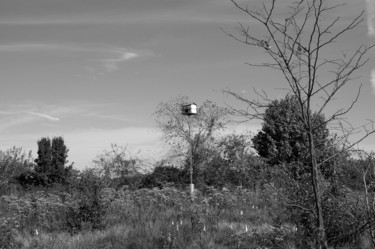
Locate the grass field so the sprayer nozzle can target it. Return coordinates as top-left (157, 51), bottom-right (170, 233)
top-left (0, 186), bottom-right (373, 249)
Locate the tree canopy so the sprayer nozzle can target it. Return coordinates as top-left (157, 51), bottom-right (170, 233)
top-left (34, 136), bottom-right (73, 184)
top-left (254, 96), bottom-right (324, 159)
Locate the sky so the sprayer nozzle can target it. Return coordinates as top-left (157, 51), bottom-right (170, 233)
top-left (0, 0), bottom-right (374, 170)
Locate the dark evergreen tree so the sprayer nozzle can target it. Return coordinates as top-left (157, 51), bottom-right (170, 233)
top-left (34, 136), bottom-right (72, 185)
top-left (51, 137), bottom-right (70, 183)
top-left (34, 137), bottom-right (52, 176)
top-left (252, 95), bottom-right (335, 179)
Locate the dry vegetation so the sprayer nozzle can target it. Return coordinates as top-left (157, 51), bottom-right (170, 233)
top-left (0, 187), bottom-right (292, 249)
top-left (0, 185), bottom-right (373, 249)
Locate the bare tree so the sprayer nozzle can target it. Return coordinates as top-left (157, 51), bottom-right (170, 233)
top-left (92, 144), bottom-right (142, 181)
top-left (154, 96), bottom-right (228, 175)
top-left (223, 0), bottom-right (375, 248)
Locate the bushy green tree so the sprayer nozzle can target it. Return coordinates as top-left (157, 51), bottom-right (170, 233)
top-left (34, 137), bottom-right (52, 176)
top-left (51, 137), bottom-right (71, 183)
top-left (252, 95), bottom-right (336, 180)
top-left (34, 137), bottom-right (73, 185)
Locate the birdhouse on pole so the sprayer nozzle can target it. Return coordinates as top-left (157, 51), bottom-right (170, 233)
top-left (181, 103), bottom-right (197, 116)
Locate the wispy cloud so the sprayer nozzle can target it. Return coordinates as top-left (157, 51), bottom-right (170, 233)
top-left (371, 69), bottom-right (375, 94)
top-left (0, 103), bottom-right (83, 131)
top-left (367, 0), bottom-right (375, 36)
top-left (0, 102), bottom-right (142, 132)
top-left (0, 43), bottom-right (153, 75)
top-left (101, 51), bottom-right (140, 72)
top-left (95, 47), bottom-right (153, 74)
top-left (0, 111), bottom-right (60, 132)
top-left (26, 112), bottom-right (60, 121)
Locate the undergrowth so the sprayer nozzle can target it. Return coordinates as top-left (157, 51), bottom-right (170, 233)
top-left (0, 186), bottom-right (371, 248)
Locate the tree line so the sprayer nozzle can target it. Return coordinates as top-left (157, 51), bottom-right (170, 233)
top-left (0, 94), bottom-right (375, 247)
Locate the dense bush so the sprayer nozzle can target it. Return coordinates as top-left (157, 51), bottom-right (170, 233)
top-left (0, 217), bottom-right (22, 249)
top-left (139, 165), bottom-right (187, 189)
top-left (1, 170), bottom-right (107, 236)
top-left (65, 169), bottom-right (107, 233)
top-left (0, 192), bottom-right (66, 233)
top-left (14, 170), bottom-right (50, 189)
top-left (0, 147), bottom-right (34, 196)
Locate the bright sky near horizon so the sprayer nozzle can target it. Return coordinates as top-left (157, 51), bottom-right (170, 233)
top-left (0, 0), bottom-right (374, 170)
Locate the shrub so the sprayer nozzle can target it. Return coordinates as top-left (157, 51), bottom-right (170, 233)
top-left (0, 217), bottom-right (22, 249)
top-left (323, 190), bottom-right (367, 247)
top-left (15, 170), bottom-right (49, 189)
top-left (66, 169), bottom-right (106, 233)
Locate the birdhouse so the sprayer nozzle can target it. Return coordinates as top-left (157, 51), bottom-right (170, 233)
top-left (181, 103), bottom-right (197, 116)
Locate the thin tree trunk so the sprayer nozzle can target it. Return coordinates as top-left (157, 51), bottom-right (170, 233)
top-left (308, 129), bottom-right (329, 249)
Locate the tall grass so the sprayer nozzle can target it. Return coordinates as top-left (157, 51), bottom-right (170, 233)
top-left (1, 186), bottom-right (371, 248)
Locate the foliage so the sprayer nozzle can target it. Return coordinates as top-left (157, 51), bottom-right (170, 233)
top-left (0, 217), bottom-right (22, 249)
top-left (142, 134), bottom-right (264, 190)
top-left (34, 137), bottom-right (52, 176)
top-left (0, 147), bottom-right (33, 195)
top-left (0, 192), bottom-right (67, 233)
top-left (34, 137), bottom-right (73, 185)
top-left (15, 170), bottom-right (49, 189)
top-left (66, 169), bottom-right (107, 233)
top-left (140, 162), bottom-right (187, 189)
top-left (50, 137), bottom-right (72, 183)
top-left (203, 133), bottom-right (264, 189)
top-left (339, 154), bottom-right (375, 191)
top-left (262, 164), bottom-right (374, 248)
top-left (252, 95), bottom-right (336, 179)
top-left (322, 192), bottom-right (365, 246)
top-left (339, 159), bottom-right (364, 191)
top-left (0, 171), bottom-right (107, 237)
top-left (1, 184), bottom-right (373, 248)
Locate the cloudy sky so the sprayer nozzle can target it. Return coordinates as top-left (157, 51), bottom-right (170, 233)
top-left (0, 0), bottom-right (374, 169)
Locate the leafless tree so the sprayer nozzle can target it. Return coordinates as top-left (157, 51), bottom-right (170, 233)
top-left (154, 96), bottom-right (228, 171)
top-left (223, 0), bottom-right (375, 247)
top-left (92, 144), bottom-right (142, 180)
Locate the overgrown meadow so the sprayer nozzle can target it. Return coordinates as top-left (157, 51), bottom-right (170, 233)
top-left (0, 185), bottom-right (299, 249)
top-left (1, 182), bottom-right (374, 249)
